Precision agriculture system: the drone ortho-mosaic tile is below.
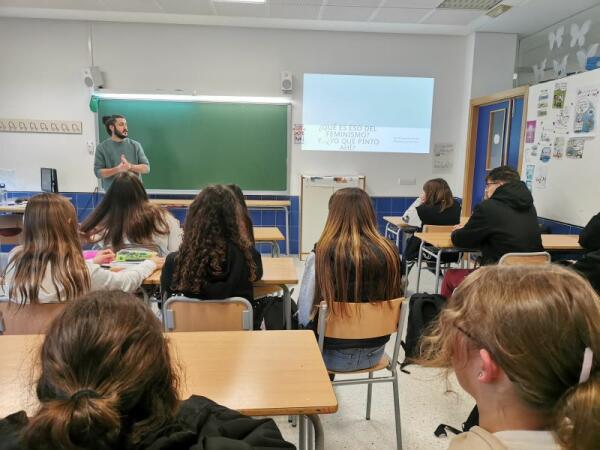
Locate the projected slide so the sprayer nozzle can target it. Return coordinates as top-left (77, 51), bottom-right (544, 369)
top-left (302, 74), bottom-right (434, 153)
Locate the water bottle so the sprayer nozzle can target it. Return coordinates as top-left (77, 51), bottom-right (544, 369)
top-left (0, 183), bottom-right (7, 205)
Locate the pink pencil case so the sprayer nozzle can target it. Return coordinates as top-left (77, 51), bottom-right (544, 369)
top-left (83, 250), bottom-right (98, 260)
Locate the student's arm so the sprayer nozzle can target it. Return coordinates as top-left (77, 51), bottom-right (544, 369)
top-left (88, 259), bottom-right (158, 293)
top-left (579, 212), bottom-right (600, 251)
top-left (297, 253), bottom-right (316, 327)
top-left (252, 248), bottom-right (263, 280)
top-left (451, 203), bottom-right (491, 249)
top-left (403, 197), bottom-right (423, 227)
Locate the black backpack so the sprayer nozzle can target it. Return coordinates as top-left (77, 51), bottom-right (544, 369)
top-left (400, 293), bottom-right (445, 371)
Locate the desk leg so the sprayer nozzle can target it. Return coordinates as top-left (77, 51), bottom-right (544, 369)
top-left (299, 415), bottom-right (306, 450)
top-left (272, 240), bottom-right (281, 257)
top-left (284, 206), bottom-right (290, 255)
top-left (282, 284), bottom-right (292, 330)
top-left (306, 414), bottom-right (324, 450)
top-left (434, 250), bottom-right (442, 295)
top-left (415, 240), bottom-right (425, 293)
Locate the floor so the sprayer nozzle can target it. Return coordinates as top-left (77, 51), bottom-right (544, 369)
top-left (272, 256), bottom-right (474, 450)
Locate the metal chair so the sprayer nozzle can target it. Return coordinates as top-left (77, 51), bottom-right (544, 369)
top-left (499, 251), bottom-right (551, 266)
top-left (163, 295), bottom-right (253, 332)
top-left (0, 298), bottom-right (65, 335)
top-left (315, 298), bottom-right (406, 450)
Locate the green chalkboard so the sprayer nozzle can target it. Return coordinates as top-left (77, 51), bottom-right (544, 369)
top-left (96, 99), bottom-right (288, 191)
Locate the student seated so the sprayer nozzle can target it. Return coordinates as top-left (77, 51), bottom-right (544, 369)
top-left (403, 178), bottom-right (462, 268)
top-left (441, 166), bottom-right (543, 297)
top-left (160, 185), bottom-right (262, 303)
top-left (571, 211), bottom-right (600, 294)
top-left (297, 188), bottom-right (403, 372)
top-left (2, 193), bottom-right (162, 303)
top-left (81, 172), bottom-right (182, 256)
top-left (0, 291), bottom-right (294, 449)
top-left (227, 184), bottom-right (256, 247)
top-left (419, 264), bottom-right (599, 450)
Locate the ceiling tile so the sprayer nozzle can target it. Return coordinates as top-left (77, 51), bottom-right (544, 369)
top-left (383, 0), bottom-right (442, 6)
top-left (421, 8), bottom-right (483, 25)
top-left (319, 5), bottom-right (375, 21)
top-left (371, 7), bottom-right (432, 23)
top-left (213, 2), bottom-right (268, 17)
top-left (269, 3), bottom-right (321, 19)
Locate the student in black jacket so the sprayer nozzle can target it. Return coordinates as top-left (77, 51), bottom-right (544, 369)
top-left (572, 212), bottom-right (600, 294)
top-left (403, 178), bottom-right (462, 268)
top-left (0, 291), bottom-right (293, 450)
top-left (441, 166), bottom-right (543, 297)
top-left (160, 185), bottom-right (263, 303)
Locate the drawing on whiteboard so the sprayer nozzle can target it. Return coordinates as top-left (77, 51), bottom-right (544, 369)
top-left (553, 83), bottom-right (567, 108)
top-left (538, 89), bottom-right (549, 116)
top-left (553, 136), bottom-right (566, 159)
top-left (573, 86), bottom-right (598, 135)
top-left (540, 128), bottom-right (553, 143)
top-left (534, 165), bottom-right (548, 189)
top-left (555, 107), bottom-right (570, 131)
top-left (526, 121), bottom-right (536, 143)
top-left (566, 137), bottom-right (586, 158)
top-left (530, 144), bottom-right (539, 157)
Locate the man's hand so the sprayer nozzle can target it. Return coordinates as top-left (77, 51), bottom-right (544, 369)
top-left (120, 155), bottom-right (132, 172)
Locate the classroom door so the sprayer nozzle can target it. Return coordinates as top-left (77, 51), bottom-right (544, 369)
top-left (470, 97), bottom-right (524, 210)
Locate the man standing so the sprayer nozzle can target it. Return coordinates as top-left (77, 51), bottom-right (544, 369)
top-left (94, 115), bottom-right (150, 191)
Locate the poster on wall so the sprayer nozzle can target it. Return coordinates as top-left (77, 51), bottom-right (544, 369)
top-left (525, 164), bottom-right (535, 190)
top-left (432, 143), bottom-right (454, 172)
top-left (293, 124), bottom-right (304, 144)
top-left (540, 128), bottom-right (554, 143)
top-left (537, 89), bottom-right (549, 116)
top-left (525, 121), bottom-right (536, 143)
top-left (540, 146), bottom-right (552, 163)
top-left (553, 136), bottom-right (566, 159)
top-left (555, 107), bottom-right (570, 131)
top-left (573, 86), bottom-right (599, 135)
top-left (553, 83), bottom-right (567, 109)
top-left (534, 165), bottom-right (548, 189)
top-left (566, 137), bottom-right (586, 159)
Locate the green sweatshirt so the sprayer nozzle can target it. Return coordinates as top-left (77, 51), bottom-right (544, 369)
top-left (93, 138), bottom-right (150, 191)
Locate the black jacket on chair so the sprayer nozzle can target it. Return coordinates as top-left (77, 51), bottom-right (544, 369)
top-left (451, 181), bottom-right (543, 265)
top-left (573, 212), bottom-right (600, 295)
top-left (0, 396), bottom-right (295, 450)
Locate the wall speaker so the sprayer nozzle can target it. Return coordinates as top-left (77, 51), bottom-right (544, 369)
top-left (281, 71), bottom-right (293, 93)
top-left (83, 66), bottom-right (104, 89)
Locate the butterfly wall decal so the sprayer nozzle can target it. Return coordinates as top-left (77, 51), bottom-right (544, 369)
top-left (553, 55), bottom-right (569, 78)
top-left (533, 58), bottom-right (547, 83)
top-left (548, 25), bottom-right (564, 50)
top-left (570, 20), bottom-right (591, 48)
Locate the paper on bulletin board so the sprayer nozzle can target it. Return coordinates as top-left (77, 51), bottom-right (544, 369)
top-left (293, 124), bottom-right (304, 144)
top-left (537, 89), bottom-right (549, 117)
top-left (553, 82), bottom-right (567, 109)
top-left (573, 86), bottom-right (599, 136)
top-left (432, 143), bottom-right (454, 172)
top-left (534, 165), bottom-right (548, 189)
top-left (525, 121), bottom-right (536, 143)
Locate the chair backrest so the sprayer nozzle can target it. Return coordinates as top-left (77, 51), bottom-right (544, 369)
top-left (163, 295), bottom-right (253, 332)
top-left (423, 224), bottom-right (454, 233)
top-left (317, 298), bottom-right (406, 366)
top-left (0, 299), bottom-right (65, 335)
top-left (498, 251), bottom-right (551, 266)
top-left (0, 214), bottom-right (23, 246)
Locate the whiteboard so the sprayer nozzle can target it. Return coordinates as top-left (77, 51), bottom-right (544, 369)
top-left (522, 69), bottom-right (600, 227)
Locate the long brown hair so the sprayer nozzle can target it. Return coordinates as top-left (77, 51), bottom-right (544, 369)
top-left (3, 193), bottom-right (90, 304)
top-left (419, 265), bottom-right (600, 449)
top-left (23, 291), bottom-right (179, 450)
top-left (422, 178), bottom-right (454, 212)
top-left (171, 185), bottom-right (257, 293)
top-left (315, 188), bottom-right (402, 316)
top-left (227, 184), bottom-right (255, 246)
top-left (80, 173), bottom-right (169, 251)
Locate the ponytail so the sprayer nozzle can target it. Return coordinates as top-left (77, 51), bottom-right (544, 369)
top-left (25, 392), bottom-right (121, 449)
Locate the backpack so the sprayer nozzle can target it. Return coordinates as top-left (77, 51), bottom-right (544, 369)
top-left (252, 296), bottom-right (299, 330)
top-left (400, 293), bottom-right (445, 371)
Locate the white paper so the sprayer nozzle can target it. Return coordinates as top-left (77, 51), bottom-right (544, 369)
top-left (432, 143), bottom-right (454, 172)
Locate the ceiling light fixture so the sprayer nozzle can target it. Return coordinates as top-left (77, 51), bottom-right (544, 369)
top-left (486, 4), bottom-right (512, 18)
top-left (213, 0), bottom-right (266, 4)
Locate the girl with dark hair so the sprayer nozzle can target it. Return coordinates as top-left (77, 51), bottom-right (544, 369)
top-left (227, 184), bottom-right (256, 246)
top-left (0, 291), bottom-right (294, 449)
top-left (419, 265), bottom-right (600, 450)
top-left (2, 193), bottom-right (162, 304)
top-left (160, 185), bottom-right (262, 302)
top-left (297, 188), bottom-right (402, 372)
top-left (81, 172), bottom-right (182, 256)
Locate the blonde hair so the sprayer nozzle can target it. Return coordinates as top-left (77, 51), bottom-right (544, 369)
top-left (419, 265), bottom-right (600, 449)
top-left (315, 188), bottom-right (402, 316)
top-left (3, 194), bottom-right (90, 303)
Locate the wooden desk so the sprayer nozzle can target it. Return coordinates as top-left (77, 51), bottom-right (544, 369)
top-left (0, 331), bottom-right (337, 450)
top-left (145, 257), bottom-right (298, 330)
top-left (254, 226), bottom-right (285, 257)
top-left (150, 199), bottom-right (292, 255)
top-left (413, 232), bottom-right (583, 294)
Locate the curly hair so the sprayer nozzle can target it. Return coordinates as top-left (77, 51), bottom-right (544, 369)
top-left (171, 185), bottom-right (257, 293)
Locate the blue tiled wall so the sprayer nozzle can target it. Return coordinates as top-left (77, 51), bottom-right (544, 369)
top-left (2, 192), bottom-right (586, 255)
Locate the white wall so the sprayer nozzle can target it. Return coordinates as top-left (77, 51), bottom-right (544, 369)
top-left (0, 18), bottom-right (516, 196)
top-left (469, 32), bottom-right (517, 98)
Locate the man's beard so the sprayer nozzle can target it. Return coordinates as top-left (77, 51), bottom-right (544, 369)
top-left (114, 129), bottom-right (128, 139)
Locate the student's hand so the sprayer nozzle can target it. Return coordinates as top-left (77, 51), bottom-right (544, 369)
top-left (452, 224), bottom-right (465, 231)
top-left (150, 256), bottom-right (165, 269)
top-left (419, 191), bottom-right (426, 203)
top-left (93, 249), bottom-right (115, 265)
